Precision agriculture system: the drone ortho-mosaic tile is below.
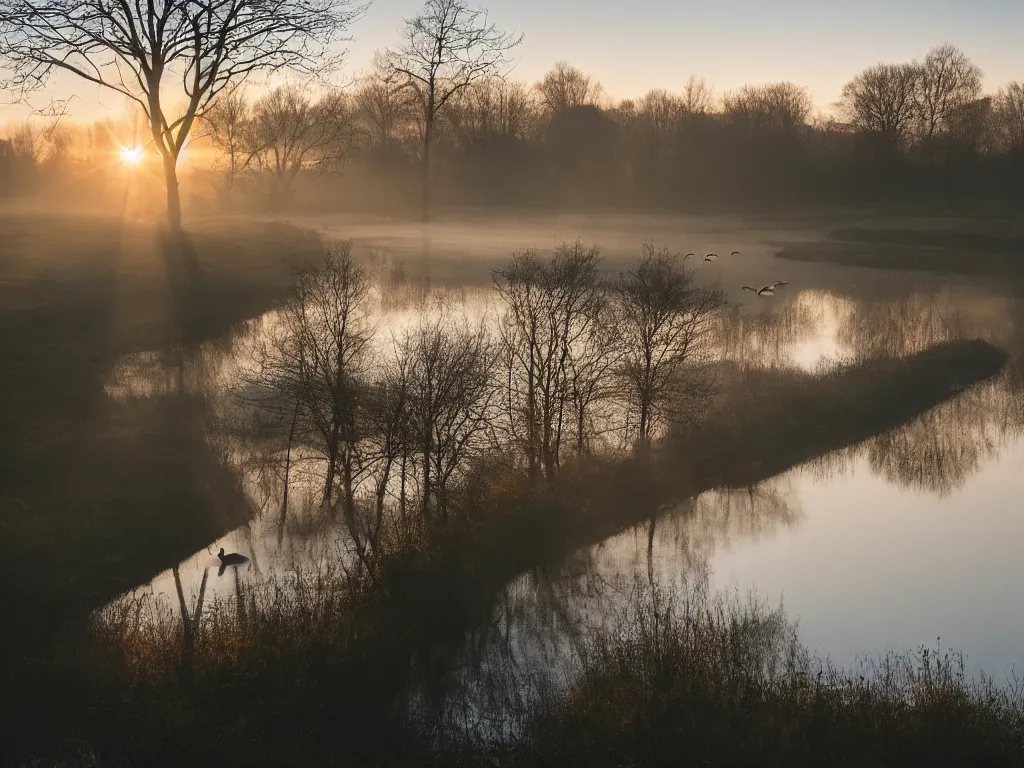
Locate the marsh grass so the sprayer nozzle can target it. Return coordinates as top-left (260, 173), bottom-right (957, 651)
top-left (503, 579), bottom-right (1024, 767)
top-left (79, 565), bottom-right (1024, 767)
top-left (36, 337), bottom-right (1010, 766)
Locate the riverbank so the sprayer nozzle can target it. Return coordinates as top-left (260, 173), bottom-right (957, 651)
top-left (18, 338), bottom-right (1011, 766)
top-left (0, 214), bottom-right (323, 660)
top-left (776, 223), bottom-right (1024, 279)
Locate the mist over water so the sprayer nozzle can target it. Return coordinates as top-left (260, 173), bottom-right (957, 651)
top-left (97, 214), bottom-right (1024, 711)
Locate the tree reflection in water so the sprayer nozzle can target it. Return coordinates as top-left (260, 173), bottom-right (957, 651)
top-left (92, 260), bottom-right (1024, 752)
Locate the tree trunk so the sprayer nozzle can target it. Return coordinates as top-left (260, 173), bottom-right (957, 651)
top-left (278, 400), bottom-right (300, 545)
top-left (341, 455), bottom-right (360, 556)
top-left (162, 152), bottom-right (182, 229)
top-left (399, 450), bottom-right (408, 523)
top-left (324, 426), bottom-right (340, 506)
top-left (638, 401), bottom-right (650, 455)
top-left (422, 114), bottom-right (432, 222)
top-left (576, 398), bottom-right (586, 456)
top-left (421, 441), bottom-right (432, 523)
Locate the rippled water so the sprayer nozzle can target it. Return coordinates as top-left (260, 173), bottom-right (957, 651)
top-left (100, 227), bottom-right (1024, 692)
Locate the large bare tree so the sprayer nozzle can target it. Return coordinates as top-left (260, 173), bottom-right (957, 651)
top-left (840, 63), bottom-right (922, 147)
top-left (0, 0), bottom-right (364, 228)
top-left (916, 44), bottom-right (982, 140)
top-left (384, 0), bottom-right (521, 221)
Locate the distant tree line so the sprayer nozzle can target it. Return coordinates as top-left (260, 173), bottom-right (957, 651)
top-left (198, 41), bottom-right (1023, 212)
top-left (3, 37), bottom-right (1022, 211)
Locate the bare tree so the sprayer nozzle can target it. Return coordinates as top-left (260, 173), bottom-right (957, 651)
top-left (355, 65), bottom-right (417, 148)
top-left (992, 82), bottom-right (1024, 154)
top-left (840, 63), bottom-right (922, 146)
top-left (384, 0), bottom-right (522, 220)
top-left (723, 82), bottom-right (811, 136)
top-left (365, 336), bottom-right (413, 544)
top-left (203, 89), bottom-right (255, 209)
top-left (0, 0), bottom-right (364, 228)
top-left (446, 76), bottom-right (537, 145)
top-left (7, 121), bottom-right (42, 162)
top-left (943, 96), bottom-right (992, 153)
top-left (280, 243), bottom-right (374, 530)
top-left (404, 307), bottom-right (496, 523)
top-left (249, 85), bottom-right (358, 209)
top-left (682, 75), bottom-right (714, 115)
top-left (613, 242), bottom-right (725, 449)
top-left (566, 292), bottom-right (618, 457)
top-left (635, 89), bottom-right (687, 135)
top-left (535, 61), bottom-right (602, 115)
top-left (916, 44), bottom-right (982, 140)
top-left (494, 241), bottom-right (604, 478)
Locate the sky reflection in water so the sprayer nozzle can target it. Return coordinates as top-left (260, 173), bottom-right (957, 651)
top-left (101, 261), bottom-right (1024, 687)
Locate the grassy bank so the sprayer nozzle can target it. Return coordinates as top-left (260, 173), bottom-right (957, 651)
top-left (503, 580), bottom-right (1024, 767)
top-left (17, 338), bottom-right (1011, 766)
top-left (0, 214), bottom-right (323, 662)
top-left (776, 224), bottom-right (1024, 278)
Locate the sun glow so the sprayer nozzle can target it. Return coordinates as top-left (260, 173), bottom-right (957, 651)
top-left (120, 146), bottom-right (143, 165)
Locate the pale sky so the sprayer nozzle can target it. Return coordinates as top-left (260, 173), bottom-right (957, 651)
top-left (2, 0), bottom-right (1023, 123)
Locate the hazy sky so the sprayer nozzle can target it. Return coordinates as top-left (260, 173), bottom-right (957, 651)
top-left (2, 0), bottom-right (1023, 122)
top-left (348, 0), bottom-right (1024, 106)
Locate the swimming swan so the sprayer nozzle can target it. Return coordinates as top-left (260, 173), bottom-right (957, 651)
top-left (217, 548), bottom-right (249, 566)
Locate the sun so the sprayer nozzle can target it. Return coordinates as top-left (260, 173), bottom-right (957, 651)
top-left (120, 146), bottom-right (143, 166)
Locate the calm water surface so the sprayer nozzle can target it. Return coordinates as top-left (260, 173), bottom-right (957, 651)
top-left (101, 222), bottom-right (1024, 690)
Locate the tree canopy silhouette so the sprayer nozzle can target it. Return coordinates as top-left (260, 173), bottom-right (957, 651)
top-left (0, 0), bottom-right (365, 228)
top-left (384, 0), bottom-right (522, 221)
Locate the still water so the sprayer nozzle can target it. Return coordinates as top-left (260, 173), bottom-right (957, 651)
top-left (101, 225), bottom-right (1024, 691)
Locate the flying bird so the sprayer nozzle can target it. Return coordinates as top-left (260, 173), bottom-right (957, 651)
top-left (704, 253), bottom-right (718, 262)
top-left (731, 251), bottom-right (740, 256)
top-left (685, 253), bottom-right (696, 259)
top-left (742, 283), bottom-right (784, 297)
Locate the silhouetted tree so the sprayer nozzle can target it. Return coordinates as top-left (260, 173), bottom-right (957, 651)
top-left (613, 243), bottom-right (725, 449)
top-left (355, 65), bottom-right (418, 149)
top-left (384, 0), bottom-right (522, 220)
top-left (249, 86), bottom-right (358, 209)
top-left (992, 83), bottom-right (1024, 153)
top-left (535, 61), bottom-right (603, 115)
top-left (0, 0), bottom-right (364, 228)
top-left (840, 63), bottom-right (922, 147)
top-left (723, 82), bottom-right (810, 136)
top-left (204, 90), bottom-right (255, 209)
top-left (404, 307), bottom-right (496, 522)
top-left (494, 241), bottom-right (604, 478)
top-left (282, 243), bottom-right (374, 525)
top-left (446, 76), bottom-right (536, 143)
top-left (681, 75), bottom-right (714, 115)
top-left (916, 44), bottom-right (982, 140)
top-left (366, 336), bottom-right (413, 542)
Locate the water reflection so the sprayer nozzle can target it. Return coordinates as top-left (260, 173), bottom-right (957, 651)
top-left (99, 263), bottom-right (1024, 710)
